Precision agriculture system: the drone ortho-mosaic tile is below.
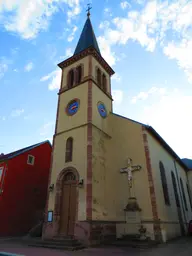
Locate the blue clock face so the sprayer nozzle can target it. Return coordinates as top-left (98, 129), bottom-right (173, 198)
top-left (98, 103), bottom-right (107, 118)
top-left (67, 99), bottom-right (79, 115)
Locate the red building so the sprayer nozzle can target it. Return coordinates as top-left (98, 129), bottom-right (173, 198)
top-left (0, 140), bottom-right (52, 237)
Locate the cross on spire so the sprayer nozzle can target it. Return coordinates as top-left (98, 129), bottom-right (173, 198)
top-left (86, 3), bottom-right (92, 17)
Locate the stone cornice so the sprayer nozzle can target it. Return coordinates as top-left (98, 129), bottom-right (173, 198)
top-left (58, 47), bottom-right (115, 76)
top-left (58, 75), bottom-right (113, 101)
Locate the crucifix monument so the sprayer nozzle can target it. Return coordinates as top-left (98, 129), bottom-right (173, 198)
top-left (120, 158), bottom-right (142, 230)
top-left (120, 158), bottom-right (141, 198)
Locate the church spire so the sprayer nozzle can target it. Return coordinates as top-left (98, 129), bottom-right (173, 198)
top-left (73, 4), bottom-right (101, 56)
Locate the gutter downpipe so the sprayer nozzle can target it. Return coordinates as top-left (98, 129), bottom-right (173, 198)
top-left (174, 159), bottom-right (188, 233)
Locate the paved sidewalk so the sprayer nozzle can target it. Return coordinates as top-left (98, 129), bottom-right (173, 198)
top-left (0, 237), bottom-right (192, 256)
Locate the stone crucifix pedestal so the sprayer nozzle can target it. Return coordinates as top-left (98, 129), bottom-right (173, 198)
top-left (119, 158), bottom-right (142, 237)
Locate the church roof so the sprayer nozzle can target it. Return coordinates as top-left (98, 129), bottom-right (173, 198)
top-left (0, 140), bottom-right (51, 162)
top-left (74, 16), bottom-right (101, 55)
top-left (182, 158), bottom-right (192, 170)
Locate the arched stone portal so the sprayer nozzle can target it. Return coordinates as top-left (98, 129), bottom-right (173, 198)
top-left (54, 167), bottom-right (79, 236)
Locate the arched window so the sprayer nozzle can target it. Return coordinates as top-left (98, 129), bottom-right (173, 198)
top-left (102, 74), bottom-right (107, 92)
top-left (186, 183), bottom-right (192, 210)
top-left (159, 161), bottom-right (170, 205)
top-left (76, 65), bottom-right (82, 84)
top-left (65, 137), bottom-right (73, 162)
top-left (180, 178), bottom-right (188, 211)
top-left (68, 69), bottom-right (74, 88)
top-left (97, 68), bottom-right (101, 87)
top-left (171, 171), bottom-right (180, 207)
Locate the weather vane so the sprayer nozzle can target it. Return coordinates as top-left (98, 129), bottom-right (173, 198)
top-left (86, 3), bottom-right (92, 17)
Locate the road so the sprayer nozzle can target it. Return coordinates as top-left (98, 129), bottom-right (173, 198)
top-left (0, 237), bottom-right (192, 256)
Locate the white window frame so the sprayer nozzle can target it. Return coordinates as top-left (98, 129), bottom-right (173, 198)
top-left (0, 167), bottom-right (3, 182)
top-left (27, 155), bottom-right (35, 165)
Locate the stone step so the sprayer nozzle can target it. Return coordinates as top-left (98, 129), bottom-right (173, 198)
top-left (39, 239), bottom-right (82, 246)
top-left (52, 235), bottom-right (74, 240)
top-left (28, 243), bottom-right (85, 251)
top-left (110, 239), bottom-right (159, 249)
top-left (21, 237), bottom-right (85, 251)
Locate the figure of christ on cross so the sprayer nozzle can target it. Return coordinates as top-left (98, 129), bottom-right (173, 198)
top-left (120, 158), bottom-right (142, 197)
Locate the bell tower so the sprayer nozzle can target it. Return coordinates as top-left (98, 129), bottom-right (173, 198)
top-left (43, 9), bottom-right (115, 242)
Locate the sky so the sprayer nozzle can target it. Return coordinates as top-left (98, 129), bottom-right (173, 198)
top-left (0, 0), bottom-right (192, 159)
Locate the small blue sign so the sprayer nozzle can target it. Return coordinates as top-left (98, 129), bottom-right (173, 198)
top-left (98, 103), bottom-right (107, 118)
top-left (48, 211), bottom-right (53, 222)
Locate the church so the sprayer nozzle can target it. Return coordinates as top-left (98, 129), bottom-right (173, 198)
top-left (42, 11), bottom-right (192, 245)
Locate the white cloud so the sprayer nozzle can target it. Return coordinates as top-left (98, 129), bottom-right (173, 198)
top-left (40, 69), bottom-right (61, 90)
top-left (24, 115), bottom-right (31, 120)
top-left (0, 62), bottom-right (8, 79)
top-left (134, 0), bottom-right (146, 4)
top-left (67, 25), bottom-right (78, 42)
top-left (112, 73), bottom-right (121, 82)
top-left (97, 36), bottom-right (116, 66)
top-left (11, 108), bottom-right (24, 117)
top-left (65, 48), bottom-right (73, 58)
top-left (131, 86), bottom-right (167, 104)
top-left (139, 90), bottom-right (192, 158)
top-left (24, 62), bottom-right (33, 72)
top-left (104, 8), bottom-right (112, 17)
top-left (40, 122), bottom-right (55, 136)
top-left (99, 21), bottom-right (110, 30)
top-left (67, 5), bottom-right (81, 23)
top-left (42, 48), bottom-right (72, 89)
top-left (120, 1), bottom-right (130, 10)
top-left (163, 39), bottom-right (192, 83)
top-left (55, 48), bottom-right (73, 64)
top-left (112, 90), bottom-right (123, 105)
top-left (0, 0), bottom-right (81, 39)
top-left (0, 116), bottom-right (6, 121)
top-left (98, 0), bottom-right (192, 82)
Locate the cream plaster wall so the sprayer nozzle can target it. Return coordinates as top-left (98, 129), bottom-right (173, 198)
top-left (91, 83), bottom-right (112, 136)
top-left (91, 113), bottom-right (153, 222)
top-left (147, 132), bottom-right (192, 239)
top-left (47, 127), bottom-right (87, 221)
top-left (56, 82), bottom-right (88, 134)
top-left (91, 127), bottom-right (113, 220)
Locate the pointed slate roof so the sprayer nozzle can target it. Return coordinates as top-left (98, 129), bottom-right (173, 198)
top-left (74, 16), bottom-right (101, 55)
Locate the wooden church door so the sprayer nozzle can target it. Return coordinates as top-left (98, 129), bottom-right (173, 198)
top-left (60, 172), bottom-right (77, 236)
